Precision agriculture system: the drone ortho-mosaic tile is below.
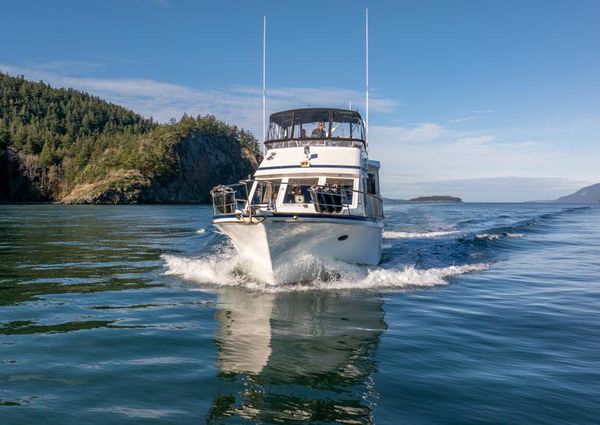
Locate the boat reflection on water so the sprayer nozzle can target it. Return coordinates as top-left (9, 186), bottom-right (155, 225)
top-left (207, 287), bottom-right (387, 424)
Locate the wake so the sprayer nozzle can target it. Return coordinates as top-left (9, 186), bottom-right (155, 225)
top-left (162, 251), bottom-right (488, 293)
top-left (383, 230), bottom-right (459, 239)
top-left (162, 205), bottom-right (597, 292)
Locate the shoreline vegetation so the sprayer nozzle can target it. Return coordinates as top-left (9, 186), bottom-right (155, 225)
top-left (0, 72), bottom-right (261, 204)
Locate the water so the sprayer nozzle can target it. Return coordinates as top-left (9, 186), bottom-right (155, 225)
top-left (1, 203), bottom-right (599, 424)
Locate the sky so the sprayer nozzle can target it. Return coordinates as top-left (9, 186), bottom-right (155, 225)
top-left (1, 0), bottom-right (599, 201)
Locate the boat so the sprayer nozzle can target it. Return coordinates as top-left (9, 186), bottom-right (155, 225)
top-left (210, 107), bottom-right (384, 284)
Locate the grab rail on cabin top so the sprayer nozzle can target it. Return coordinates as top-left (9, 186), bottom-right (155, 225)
top-left (210, 180), bottom-right (383, 219)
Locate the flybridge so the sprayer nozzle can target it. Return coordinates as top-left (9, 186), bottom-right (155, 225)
top-left (261, 8), bottom-right (371, 149)
top-left (264, 108), bottom-right (366, 150)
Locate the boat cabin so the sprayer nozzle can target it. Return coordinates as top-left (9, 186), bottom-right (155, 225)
top-left (244, 108), bottom-right (382, 218)
top-left (211, 108), bottom-right (382, 219)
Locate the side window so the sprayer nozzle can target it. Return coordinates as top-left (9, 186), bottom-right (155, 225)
top-left (330, 122), bottom-right (351, 138)
top-left (252, 180), bottom-right (281, 204)
top-left (325, 178), bottom-right (355, 204)
top-left (293, 124), bottom-right (308, 139)
top-left (284, 178), bottom-right (319, 204)
top-left (367, 174), bottom-right (377, 195)
top-left (262, 179), bottom-right (281, 203)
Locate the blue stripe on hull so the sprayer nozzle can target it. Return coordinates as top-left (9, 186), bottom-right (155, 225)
top-left (257, 164), bottom-right (362, 171)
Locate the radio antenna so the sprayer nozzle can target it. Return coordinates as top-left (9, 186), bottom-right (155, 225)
top-left (365, 8), bottom-right (369, 148)
top-left (262, 16), bottom-right (267, 151)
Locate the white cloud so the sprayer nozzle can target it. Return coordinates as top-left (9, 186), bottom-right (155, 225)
top-left (448, 109), bottom-right (492, 123)
top-left (453, 134), bottom-right (496, 147)
top-left (371, 123), bottom-right (447, 144)
top-left (380, 176), bottom-right (593, 202)
top-left (448, 115), bottom-right (488, 124)
top-left (2, 62), bottom-right (597, 201)
top-left (368, 122), bottom-right (599, 201)
top-left (0, 63), bottom-right (397, 136)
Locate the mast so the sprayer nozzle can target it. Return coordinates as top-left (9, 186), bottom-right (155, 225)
top-left (365, 8), bottom-right (369, 148)
top-left (262, 16), bottom-right (267, 150)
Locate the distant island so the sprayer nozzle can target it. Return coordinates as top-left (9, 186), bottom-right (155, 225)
top-left (409, 195), bottom-right (463, 203)
top-left (0, 72), bottom-right (261, 204)
top-left (381, 197), bottom-right (408, 204)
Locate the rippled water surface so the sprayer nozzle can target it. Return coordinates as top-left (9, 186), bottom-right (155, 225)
top-left (1, 203), bottom-right (599, 424)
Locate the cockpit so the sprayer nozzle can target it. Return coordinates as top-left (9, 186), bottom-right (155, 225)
top-left (265, 108), bottom-right (366, 149)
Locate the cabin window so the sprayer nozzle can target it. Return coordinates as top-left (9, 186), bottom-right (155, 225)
top-left (292, 121), bottom-right (331, 139)
top-left (267, 109), bottom-right (365, 142)
top-left (283, 178), bottom-right (319, 204)
top-left (325, 178), bottom-right (354, 204)
top-left (367, 173), bottom-right (377, 195)
top-left (252, 179), bottom-right (281, 204)
top-left (331, 111), bottom-right (365, 140)
top-left (267, 112), bottom-right (294, 140)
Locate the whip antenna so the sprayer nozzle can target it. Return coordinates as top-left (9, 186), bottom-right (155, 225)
top-left (365, 8), bottom-right (369, 148)
top-left (262, 16), bottom-right (267, 151)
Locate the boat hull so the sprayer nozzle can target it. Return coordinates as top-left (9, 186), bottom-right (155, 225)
top-left (214, 214), bottom-right (383, 284)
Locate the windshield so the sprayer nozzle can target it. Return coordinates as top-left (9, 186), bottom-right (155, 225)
top-left (331, 111), bottom-right (364, 140)
top-left (283, 178), bottom-right (319, 204)
top-left (267, 109), bottom-right (365, 141)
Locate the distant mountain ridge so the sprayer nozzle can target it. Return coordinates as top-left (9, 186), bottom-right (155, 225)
top-left (554, 183), bottom-right (600, 204)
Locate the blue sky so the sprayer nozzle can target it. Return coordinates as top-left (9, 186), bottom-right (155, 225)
top-left (1, 0), bottom-right (599, 201)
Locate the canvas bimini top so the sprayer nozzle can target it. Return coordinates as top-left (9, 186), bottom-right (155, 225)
top-left (265, 108), bottom-right (366, 149)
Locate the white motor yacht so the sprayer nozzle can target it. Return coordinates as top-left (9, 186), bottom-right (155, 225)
top-left (211, 108), bottom-right (384, 284)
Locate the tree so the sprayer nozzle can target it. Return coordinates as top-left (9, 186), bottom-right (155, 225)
top-left (0, 124), bottom-right (9, 152)
top-left (40, 140), bottom-right (59, 167)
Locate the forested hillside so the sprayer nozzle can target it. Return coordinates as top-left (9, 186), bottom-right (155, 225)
top-left (0, 73), bottom-right (261, 203)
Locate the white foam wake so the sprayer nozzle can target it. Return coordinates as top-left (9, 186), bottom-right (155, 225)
top-left (162, 253), bottom-right (488, 293)
top-left (196, 228), bottom-right (207, 235)
top-left (475, 232), bottom-right (525, 241)
top-left (383, 230), bottom-right (459, 239)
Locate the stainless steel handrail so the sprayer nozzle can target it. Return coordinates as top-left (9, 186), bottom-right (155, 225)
top-left (308, 186), bottom-right (352, 215)
top-left (363, 192), bottom-right (384, 219)
top-left (210, 183), bottom-right (248, 215)
top-left (264, 139), bottom-right (365, 150)
top-left (211, 179), bottom-right (384, 219)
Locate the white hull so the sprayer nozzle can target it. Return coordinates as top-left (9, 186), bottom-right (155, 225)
top-left (214, 215), bottom-right (383, 284)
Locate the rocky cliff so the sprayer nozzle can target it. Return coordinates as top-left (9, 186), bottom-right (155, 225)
top-left (61, 128), bottom-right (259, 204)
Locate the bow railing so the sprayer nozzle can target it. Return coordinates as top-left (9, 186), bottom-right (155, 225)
top-left (211, 180), bottom-right (383, 219)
